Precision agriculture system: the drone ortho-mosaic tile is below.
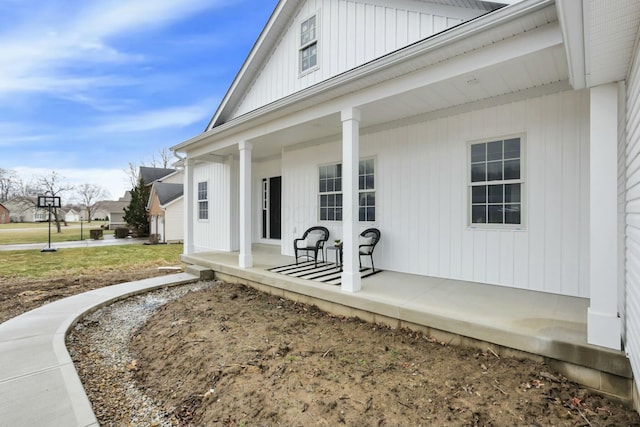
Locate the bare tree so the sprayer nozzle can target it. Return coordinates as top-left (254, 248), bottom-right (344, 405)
top-left (37, 171), bottom-right (73, 232)
top-left (0, 168), bottom-right (18, 202)
top-left (124, 161), bottom-right (141, 189)
top-left (150, 147), bottom-right (172, 168)
top-left (76, 183), bottom-right (108, 223)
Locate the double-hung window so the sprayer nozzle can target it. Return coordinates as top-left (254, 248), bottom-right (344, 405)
top-left (318, 159), bottom-right (376, 222)
top-left (469, 137), bottom-right (522, 226)
top-left (299, 15), bottom-right (318, 73)
top-left (197, 181), bottom-right (208, 220)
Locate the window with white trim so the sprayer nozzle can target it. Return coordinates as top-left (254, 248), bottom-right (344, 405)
top-left (318, 159), bottom-right (376, 222)
top-left (197, 181), bottom-right (208, 220)
top-left (299, 15), bottom-right (317, 73)
top-left (469, 137), bottom-right (522, 225)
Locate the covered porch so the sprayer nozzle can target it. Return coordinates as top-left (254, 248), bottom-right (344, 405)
top-left (182, 244), bottom-right (633, 403)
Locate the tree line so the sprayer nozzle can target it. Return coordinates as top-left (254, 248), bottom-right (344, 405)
top-left (0, 168), bottom-right (109, 232)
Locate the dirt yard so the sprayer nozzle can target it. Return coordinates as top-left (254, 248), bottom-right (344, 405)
top-left (0, 267), bottom-right (176, 324)
top-left (4, 267), bottom-right (640, 426)
top-left (125, 281), bottom-right (640, 427)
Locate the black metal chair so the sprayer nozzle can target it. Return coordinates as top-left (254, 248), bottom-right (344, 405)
top-left (359, 228), bottom-right (380, 272)
top-left (294, 226), bottom-right (329, 267)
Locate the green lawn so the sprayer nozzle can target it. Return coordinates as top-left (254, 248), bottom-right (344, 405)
top-left (0, 222), bottom-right (114, 245)
top-left (0, 244), bottom-right (184, 279)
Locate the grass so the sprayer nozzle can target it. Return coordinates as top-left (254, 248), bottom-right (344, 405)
top-left (0, 244), bottom-right (184, 279)
top-left (0, 222), bottom-right (113, 245)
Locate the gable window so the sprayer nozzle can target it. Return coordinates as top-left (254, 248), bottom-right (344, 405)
top-left (319, 159), bottom-right (376, 222)
top-left (299, 15), bottom-right (317, 73)
top-left (197, 181), bottom-right (208, 220)
top-left (469, 137), bottom-right (522, 226)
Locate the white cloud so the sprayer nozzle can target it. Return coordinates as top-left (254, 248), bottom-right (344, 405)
top-left (97, 99), bottom-right (216, 133)
top-left (0, 0), bottom-right (229, 98)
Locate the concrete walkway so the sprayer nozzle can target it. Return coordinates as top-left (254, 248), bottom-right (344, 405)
top-left (0, 235), bottom-right (149, 251)
top-left (0, 272), bottom-right (198, 427)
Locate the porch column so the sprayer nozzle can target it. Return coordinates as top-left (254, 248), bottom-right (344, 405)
top-left (588, 83), bottom-right (621, 350)
top-left (184, 157), bottom-right (195, 255)
top-left (341, 107), bottom-right (361, 293)
top-left (239, 141), bottom-right (253, 268)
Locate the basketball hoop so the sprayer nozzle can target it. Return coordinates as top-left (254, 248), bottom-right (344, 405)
top-left (38, 195), bottom-right (61, 252)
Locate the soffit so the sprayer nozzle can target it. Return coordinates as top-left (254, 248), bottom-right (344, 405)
top-left (584, 0), bottom-right (640, 87)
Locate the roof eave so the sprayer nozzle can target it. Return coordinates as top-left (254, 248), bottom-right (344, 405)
top-left (172, 0), bottom-right (554, 153)
top-left (556, 0), bottom-right (586, 89)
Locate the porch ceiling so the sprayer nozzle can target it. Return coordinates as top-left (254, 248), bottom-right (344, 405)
top-left (245, 41), bottom-right (568, 161)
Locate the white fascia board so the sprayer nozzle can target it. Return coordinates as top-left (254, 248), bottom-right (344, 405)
top-left (172, 0), bottom-right (553, 154)
top-left (160, 195), bottom-right (184, 210)
top-left (556, 0), bottom-right (586, 89)
top-left (146, 185), bottom-right (157, 211)
top-left (206, 0), bottom-right (293, 131)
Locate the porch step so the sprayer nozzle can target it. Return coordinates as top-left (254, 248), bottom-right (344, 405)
top-left (185, 264), bottom-right (214, 280)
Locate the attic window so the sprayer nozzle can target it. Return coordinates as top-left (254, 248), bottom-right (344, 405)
top-left (299, 15), bottom-right (317, 73)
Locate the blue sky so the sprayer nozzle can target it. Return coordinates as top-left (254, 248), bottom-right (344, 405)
top-left (0, 0), bottom-right (278, 200)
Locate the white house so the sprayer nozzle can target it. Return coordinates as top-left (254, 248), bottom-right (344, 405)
top-left (147, 177), bottom-right (184, 243)
top-left (172, 0), bottom-right (640, 405)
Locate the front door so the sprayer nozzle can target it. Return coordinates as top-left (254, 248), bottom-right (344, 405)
top-left (262, 176), bottom-right (281, 240)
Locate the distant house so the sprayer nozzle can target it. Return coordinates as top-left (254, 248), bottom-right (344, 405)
top-left (104, 192), bottom-right (132, 229)
top-left (0, 204), bottom-right (9, 224)
top-left (3, 198), bottom-right (49, 222)
top-left (140, 167), bottom-right (184, 242)
top-left (64, 208), bottom-right (81, 223)
top-left (147, 182), bottom-right (184, 243)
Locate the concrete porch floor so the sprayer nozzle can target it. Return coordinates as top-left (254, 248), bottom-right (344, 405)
top-left (182, 244), bottom-right (634, 402)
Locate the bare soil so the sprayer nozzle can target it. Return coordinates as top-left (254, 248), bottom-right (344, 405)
top-left (0, 267), bottom-right (179, 324)
top-left (128, 282), bottom-right (640, 427)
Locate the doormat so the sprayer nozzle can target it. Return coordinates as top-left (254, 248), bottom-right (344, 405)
top-left (268, 261), bottom-right (381, 286)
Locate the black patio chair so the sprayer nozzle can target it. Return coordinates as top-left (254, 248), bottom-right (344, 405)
top-left (359, 228), bottom-right (380, 272)
top-left (294, 226), bottom-right (330, 267)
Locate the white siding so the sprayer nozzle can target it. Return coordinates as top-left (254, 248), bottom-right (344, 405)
top-left (231, 0), bottom-right (487, 119)
top-left (625, 37), bottom-right (640, 402)
top-left (281, 89), bottom-right (590, 297)
top-left (165, 199), bottom-right (184, 243)
top-left (193, 161), bottom-right (233, 252)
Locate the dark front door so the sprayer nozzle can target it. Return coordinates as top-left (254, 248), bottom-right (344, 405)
top-left (262, 176), bottom-right (281, 240)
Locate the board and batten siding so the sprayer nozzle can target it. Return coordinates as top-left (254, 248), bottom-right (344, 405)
top-left (231, 0), bottom-right (479, 119)
top-left (281, 89), bottom-right (590, 297)
top-left (193, 161), bottom-right (234, 252)
top-left (624, 38), bottom-right (640, 400)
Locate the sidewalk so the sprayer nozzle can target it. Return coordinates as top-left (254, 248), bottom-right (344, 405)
top-left (0, 235), bottom-right (149, 251)
top-left (0, 272), bottom-right (199, 427)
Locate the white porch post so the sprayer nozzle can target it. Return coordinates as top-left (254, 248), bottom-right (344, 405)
top-left (341, 107), bottom-right (361, 293)
top-left (588, 83), bottom-right (621, 350)
top-left (184, 157), bottom-right (195, 255)
top-left (239, 141), bottom-right (253, 268)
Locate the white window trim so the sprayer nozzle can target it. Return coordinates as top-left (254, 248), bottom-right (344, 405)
top-left (466, 134), bottom-right (526, 230)
top-left (197, 181), bottom-right (209, 222)
top-left (317, 157), bottom-right (377, 223)
top-left (298, 12), bottom-right (320, 76)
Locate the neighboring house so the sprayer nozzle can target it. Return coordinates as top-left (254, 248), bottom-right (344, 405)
top-left (140, 166), bottom-right (177, 185)
top-left (0, 204), bottom-right (9, 224)
top-left (171, 0), bottom-right (640, 405)
top-left (147, 182), bottom-right (184, 243)
top-left (140, 167), bottom-right (184, 242)
top-left (64, 208), bottom-right (81, 223)
top-left (3, 198), bottom-right (49, 222)
top-left (104, 192), bottom-right (132, 229)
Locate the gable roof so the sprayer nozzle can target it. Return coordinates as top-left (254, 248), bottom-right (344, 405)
top-left (153, 183), bottom-right (184, 206)
top-left (139, 167), bottom-right (176, 185)
top-left (206, 0), bottom-right (514, 130)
